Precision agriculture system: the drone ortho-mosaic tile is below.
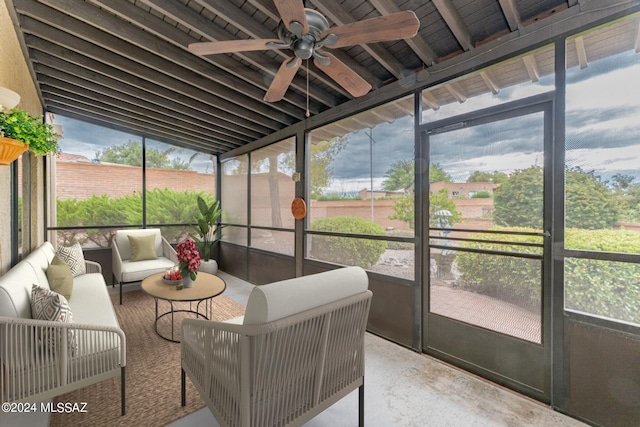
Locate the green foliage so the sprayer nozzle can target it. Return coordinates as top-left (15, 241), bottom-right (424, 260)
top-left (55, 189), bottom-right (211, 247)
top-left (389, 195), bottom-right (415, 228)
top-left (494, 166), bottom-right (618, 229)
top-left (565, 229), bottom-right (640, 324)
top-left (98, 141), bottom-right (191, 169)
top-left (467, 170), bottom-right (508, 184)
top-left (388, 188), bottom-right (462, 229)
top-left (566, 168), bottom-right (618, 229)
top-left (382, 159), bottom-right (414, 191)
top-left (295, 137), bottom-right (346, 197)
top-left (0, 109), bottom-right (59, 155)
top-left (455, 227), bottom-right (543, 310)
top-left (309, 216), bottom-right (387, 267)
top-left (471, 191), bottom-right (492, 198)
top-left (455, 227), bottom-right (640, 323)
top-left (430, 163), bottom-right (452, 183)
top-left (494, 166), bottom-right (543, 228)
top-left (189, 195), bottom-right (222, 261)
top-left (314, 193), bottom-right (362, 201)
top-left (618, 184), bottom-right (640, 222)
top-left (429, 189), bottom-right (461, 226)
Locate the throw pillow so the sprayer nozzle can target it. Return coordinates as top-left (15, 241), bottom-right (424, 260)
top-left (46, 255), bottom-right (74, 300)
top-left (128, 234), bottom-right (158, 262)
top-left (30, 284), bottom-right (77, 355)
top-left (56, 242), bottom-right (86, 277)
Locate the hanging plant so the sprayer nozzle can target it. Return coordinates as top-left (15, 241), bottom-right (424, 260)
top-left (0, 109), bottom-right (60, 156)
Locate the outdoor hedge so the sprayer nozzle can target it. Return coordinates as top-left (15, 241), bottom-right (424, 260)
top-left (455, 227), bottom-right (640, 324)
top-left (309, 216), bottom-right (387, 267)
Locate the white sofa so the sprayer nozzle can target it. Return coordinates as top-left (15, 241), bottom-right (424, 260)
top-left (181, 266), bottom-right (372, 427)
top-left (0, 242), bottom-right (126, 415)
top-left (112, 228), bottom-right (177, 304)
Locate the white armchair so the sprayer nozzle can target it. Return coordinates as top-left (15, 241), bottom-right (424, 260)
top-left (181, 266), bottom-right (372, 427)
top-left (112, 228), bottom-right (177, 304)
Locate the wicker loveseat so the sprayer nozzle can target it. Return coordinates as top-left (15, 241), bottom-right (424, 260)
top-left (0, 242), bottom-right (126, 415)
top-left (181, 266), bottom-right (372, 427)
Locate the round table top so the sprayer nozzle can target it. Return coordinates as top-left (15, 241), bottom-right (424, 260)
top-left (141, 272), bottom-right (226, 302)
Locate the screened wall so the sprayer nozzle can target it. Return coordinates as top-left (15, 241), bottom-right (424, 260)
top-left (219, 12), bottom-right (640, 427)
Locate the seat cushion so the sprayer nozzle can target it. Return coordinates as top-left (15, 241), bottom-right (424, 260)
top-left (46, 255), bottom-right (74, 300)
top-left (243, 266), bottom-right (369, 325)
top-left (128, 233), bottom-right (158, 262)
top-left (119, 257), bottom-right (176, 283)
top-left (69, 273), bottom-right (120, 329)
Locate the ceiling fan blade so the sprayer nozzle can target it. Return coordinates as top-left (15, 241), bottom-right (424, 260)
top-left (264, 56), bottom-right (302, 102)
top-left (314, 52), bottom-right (372, 98)
top-left (188, 39), bottom-right (282, 56)
top-left (321, 11), bottom-right (420, 49)
top-left (273, 0), bottom-right (309, 36)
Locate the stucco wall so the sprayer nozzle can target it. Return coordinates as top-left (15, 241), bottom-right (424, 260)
top-left (0, 1), bottom-right (42, 273)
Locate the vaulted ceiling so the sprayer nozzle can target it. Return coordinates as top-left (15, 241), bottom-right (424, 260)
top-left (6, 0), bottom-right (579, 154)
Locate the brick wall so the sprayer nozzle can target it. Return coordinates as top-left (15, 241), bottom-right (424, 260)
top-left (54, 160), bottom-right (215, 200)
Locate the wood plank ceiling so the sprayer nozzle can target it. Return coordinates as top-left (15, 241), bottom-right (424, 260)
top-left (6, 0), bottom-right (571, 155)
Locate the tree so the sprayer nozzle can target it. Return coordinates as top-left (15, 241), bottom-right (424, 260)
top-left (467, 170), bottom-right (509, 184)
top-left (429, 162), bottom-right (452, 183)
top-left (494, 166), bottom-right (619, 229)
top-left (388, 189), bottom-right (461, 229)
top-left (566, 168), bottom-right (618, 229)
top-left (494, 166), bottom-right (543, 228)
top-left (381, 160), bottom-right (452, 192)
top-left (282, 136), bottom-right (346, 197)
top-left (98, 141), bottom-right (191, 169)
top-left (382, 159), bottom-right (414, 191)
top-left (611, 173), bottom-right (635, 193)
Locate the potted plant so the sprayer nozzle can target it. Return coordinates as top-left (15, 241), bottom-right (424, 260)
top-left (191, 195), bottom-right (223, 274)
top-left (0, 108), bottom-right (60, 165)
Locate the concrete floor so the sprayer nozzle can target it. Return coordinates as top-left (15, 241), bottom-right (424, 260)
top-left (169, 333), bottom-right (586, 427)
top-left (2, 271), bottom-right (587, 427)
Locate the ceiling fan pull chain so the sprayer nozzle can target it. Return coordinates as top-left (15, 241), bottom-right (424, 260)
top-left (306, 59), bottom-right (310, 118)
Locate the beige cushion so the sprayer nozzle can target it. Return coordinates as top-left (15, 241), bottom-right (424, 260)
top-left (46, 255), bottom-right (74, 300)
top-left (30, 284), bottom-right (77, 355)
top-left (243, 266), bottom-right (369, 325)
top-left (128, 234), bottom-right (158, 262)
top-left (56, 243), bottom-right (86, 277)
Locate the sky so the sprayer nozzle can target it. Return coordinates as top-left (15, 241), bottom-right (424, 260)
top-left (321, 49), bottom-right (640, 193)
top-left (53, 48), bottom-right (640, 193)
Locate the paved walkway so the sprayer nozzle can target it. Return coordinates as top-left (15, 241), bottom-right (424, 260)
top-left (430, 285), bottom-right (542, 343)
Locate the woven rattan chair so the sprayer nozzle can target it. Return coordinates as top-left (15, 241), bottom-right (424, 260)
top-left (181, 266), bottom-right (372, 427)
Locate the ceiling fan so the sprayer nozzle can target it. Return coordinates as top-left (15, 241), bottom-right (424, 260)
top-left (188, 0), bottom-right (420, 104)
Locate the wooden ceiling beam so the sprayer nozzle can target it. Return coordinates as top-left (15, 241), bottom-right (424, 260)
top-left (480, 70), bottom-right (500, 94)
top-left (41, 89), bottom-right (240, 150)
top-left (19, 0), bottom-right (300, 123)
top-left (27, 43), bottom-right (269, 139)
top-left (498, 0), bottom-right (522, 32)
top-left (45, 101), bottom-right (234, 154)
top-left (309, 0), bottom-right (406, 79)
top-left (17, 18), bottom-right (285, 132)
top-left (367, 0), bottom-right (438, 66)
top-left (38, 78), bottom-right (245, 148)
top-left (432, 0), bottom-right (473, 51)
top-left (445, 81), bottom-right (467, 103)
top-left (522, 54), bottom-right (540, 82)
top-left (574, 36), bottom-right (588, 69)
top-left (422, 91), bottom-right (440, 110)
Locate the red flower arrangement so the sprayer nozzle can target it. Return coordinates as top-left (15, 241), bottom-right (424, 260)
top-left (176, 238), bottom-right (201, 281)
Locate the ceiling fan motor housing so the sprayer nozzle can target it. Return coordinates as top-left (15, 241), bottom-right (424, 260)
top-left (277, 8), bottom-right (331, 60)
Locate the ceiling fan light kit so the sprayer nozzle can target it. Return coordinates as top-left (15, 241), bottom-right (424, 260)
top-left (188, 1), bottom-right (420, 106)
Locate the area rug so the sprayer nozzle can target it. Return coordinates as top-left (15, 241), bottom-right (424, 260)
top-left (50, 289), bottom-right (245, 427)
